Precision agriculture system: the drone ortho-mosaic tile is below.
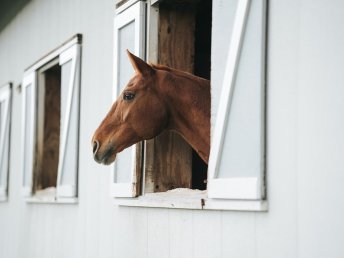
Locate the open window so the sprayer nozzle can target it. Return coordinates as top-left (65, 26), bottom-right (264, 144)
top-left (0, 83), bottom-right (12, 201)
top-left (112, 0), bottom-right (211, 198)
top-left (113, 0), bottom-right (267, 210)
top-left (22, 35), bottom-right (81, 202)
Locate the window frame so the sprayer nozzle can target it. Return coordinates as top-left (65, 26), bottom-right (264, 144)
top-left (21, 34), bottom-right (82, 203)
top-left (22, 72), bottom-right (36, 197)
top-left (0, 83), bottom-right (12, 202)
top-left (113, 0), bottom-right (268, 211)
top-left (110, 0), bottom-right (146, 198)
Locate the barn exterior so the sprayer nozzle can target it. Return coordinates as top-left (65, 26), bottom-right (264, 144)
top-left (1, 0), bottom-right (344, 258)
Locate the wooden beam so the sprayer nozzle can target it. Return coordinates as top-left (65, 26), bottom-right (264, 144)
top-left (145, 3), bottom-right (196, 193)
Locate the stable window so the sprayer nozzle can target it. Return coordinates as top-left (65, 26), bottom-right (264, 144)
top-left (111, 0), bottom-right (210, 198)
top-left (113, 0), bottom-right (267, 211)
top-left (0, 83), bottom-right (12, 202)
top-left (22, 35), bottom-right (81, 202)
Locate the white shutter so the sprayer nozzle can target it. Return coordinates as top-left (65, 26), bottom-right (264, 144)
top-left (0, 83), bottom-right (12, 201)
top-left (110, 1), bottom-right (146, 197)
top-left (22, 72), bottom-right (37, 196)
top-left (56, 44), bottom-right (81, 198)
top-left (208, 0), bottom-right (267, 200)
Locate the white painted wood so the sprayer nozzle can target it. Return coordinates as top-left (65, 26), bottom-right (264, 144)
top-left (116, 188), bottom-right (268, 211)
top-left (0, 83), bottom-right (11, 201)
top-left (21, 39), bottom-right (81, 201)
top-left (147, 208), bottom-right (170, 258)
top-left (110, 181), bottom-right (136, 197)
top-left (22, 72), bottom-right (36, 197)
top-left (296, 1), bottom-right (344, 256)
top-left (116, 189), bottom-right (204, 209)
top-left (0, 194), bottom-right (6, 202)
top-left (208, 177), bottom-right (260, 200)
top-left (3, 1), bottom-right (344, 258)
top-left (24, 35), bottom-right (80, 76)
top-left (56, 185), bottom-right (77, 198)
top-left (111, 0), bottom-right (146, 197)
top-left (169, 209), bottom-right (193, 258)
top-left (204, 199), bottom-right (268, 211)
top-left (221, 212), bottom-right (256, 258)
top-left (208, 0), bottom-right (251, 180)
top-left (25, 197), bottom-right (78, 204)
top-left (150, 0), bottom-right (159, 6)
top-left (192, 210), bottom-right (222, 258)
top-left (113, 207), bottom-right (148, 258)
top-left (255, 2), bottom-right (299, 257)
top-left (56, 44), bottom-right (81, 198)
top-left (115, 0), bottom-right (140, 15)
top-left (208, 0), bottom-right (267, 200)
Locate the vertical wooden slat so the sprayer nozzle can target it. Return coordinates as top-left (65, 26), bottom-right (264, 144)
top-left (145, 2), bottom-right (196, 192)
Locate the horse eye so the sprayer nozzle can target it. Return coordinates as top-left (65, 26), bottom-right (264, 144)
top-left (123, 92), bottom-right (135, 101)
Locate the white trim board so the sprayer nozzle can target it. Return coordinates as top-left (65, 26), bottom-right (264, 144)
top-left (110, 0), bottom-right (146, 198)
top-left (0, 83), bottom-right (11, 201)
top-left (115, 189), bottom-right (268, 211)
top-left (21, 72), bottom-right (36, 197)
top-left (24, 34), bottom-right (82, 76)
top-left (116, 0), bottom-right (140, 14)
top-left (25, 197), bottom-right (78, 204)
top-left (56, 44), bottom-right (81, 198)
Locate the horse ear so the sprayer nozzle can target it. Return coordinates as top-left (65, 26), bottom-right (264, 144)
top-left (127, 50), bottom-right (154, 75)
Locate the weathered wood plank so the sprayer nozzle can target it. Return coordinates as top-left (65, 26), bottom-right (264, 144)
top-left (145, 2), bottom-right (196, 193)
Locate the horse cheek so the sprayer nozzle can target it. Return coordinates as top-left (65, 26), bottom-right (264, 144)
top-left (133, 103), bottom-right (166, 139)
top-left (150, 104), bottom-right (168, 136)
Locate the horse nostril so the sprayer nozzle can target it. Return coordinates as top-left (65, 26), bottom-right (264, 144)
top-left (93, 140), bottom-right (100, 155)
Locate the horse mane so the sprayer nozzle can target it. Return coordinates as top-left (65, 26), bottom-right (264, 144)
top-left (150, 63), bottom-right (210, 86)
top-left (150, 63), bottom-right (210, 118)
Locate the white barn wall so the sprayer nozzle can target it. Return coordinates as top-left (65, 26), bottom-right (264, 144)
top-left (297, 0), bottom-right (344, 256)
top-left (1, 0), bottom-right (344, 258)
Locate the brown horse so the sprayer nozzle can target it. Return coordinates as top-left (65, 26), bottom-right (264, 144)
top-left (92, 51), bottom-right (210, 165)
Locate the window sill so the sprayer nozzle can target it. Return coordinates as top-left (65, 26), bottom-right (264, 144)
top-left (25, 187), bottom-right (78, 204)
top-left (25, 197), bottom-right (78, 204)
top-left (114, 188), bottom-right (268, 211)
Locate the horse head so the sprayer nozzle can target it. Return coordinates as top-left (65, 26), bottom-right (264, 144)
top-left (92, 51), bottom-right (168, 165)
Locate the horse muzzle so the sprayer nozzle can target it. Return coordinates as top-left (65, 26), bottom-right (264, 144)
top-left (93, 141), bottom-right (117, 165)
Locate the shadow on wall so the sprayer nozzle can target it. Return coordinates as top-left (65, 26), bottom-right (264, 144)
top-left (0, 0), bottom-right (31, 32)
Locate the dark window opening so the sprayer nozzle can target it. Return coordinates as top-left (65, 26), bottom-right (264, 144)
top-left (143, 0), bottom-right (212, 193)
top-left (192, 0), bottom-right (212, 190)
top-left (33, 63), bottom-right (61, 193)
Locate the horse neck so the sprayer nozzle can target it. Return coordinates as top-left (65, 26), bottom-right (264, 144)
top-left (157, 70), bottom-right (210, 163)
